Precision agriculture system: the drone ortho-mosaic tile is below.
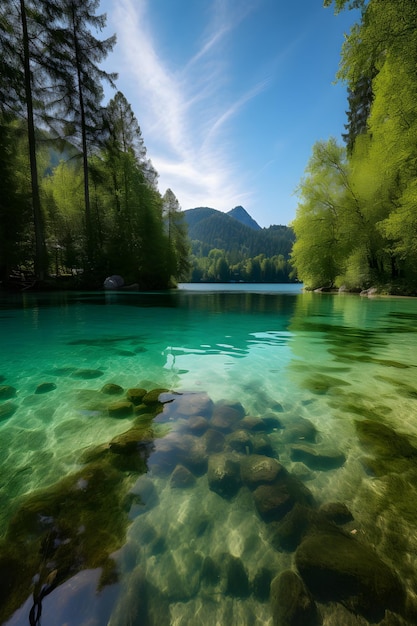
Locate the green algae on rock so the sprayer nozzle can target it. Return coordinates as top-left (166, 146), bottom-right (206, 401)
top-left (0, 385), bottom-right (17, 400)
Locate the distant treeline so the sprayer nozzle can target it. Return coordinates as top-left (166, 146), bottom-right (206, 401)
top-left (184, 208), bottom-right (296, 283)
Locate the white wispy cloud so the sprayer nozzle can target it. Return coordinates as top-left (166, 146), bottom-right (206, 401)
top-left (110, 0), bottom-right (269, 210)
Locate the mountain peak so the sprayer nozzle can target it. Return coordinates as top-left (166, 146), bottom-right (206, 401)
top-left (227, 206), bottom-right (261, 230)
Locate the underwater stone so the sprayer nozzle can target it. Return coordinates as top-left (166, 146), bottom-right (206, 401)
top-left (295, 528), bottom-right (405, 621)
top-left (355, 419), bottom-right (417, 460)
top-left (303, 373), bottom-right (351, 395)
top-left (224, 554), bottom-right (250, 597)
top-left (226, 429), bottom-right (253, 454)
top-left (281, 417), bottom-right (317, 444)
top-left (128, 475), bottom-right (159, 516)
top-left (200, 556), bottom-right (221, 587)
top-left (203, 428), bottom-right (226, 453)
top-left (252, 433), bottom-right (275, 457)
top-left (269, 504), bottom-right (318, 552)
top-left (109, 426), bottom-right (154, 455)
top-left (270, 570), bottom-right (319, 626)
top-left (186, 415), bottom-right (209, 435)
top-left (290, 445), bottom-right (346, 471)
top-left (207, 453), bottom-right (241, 499)
top-left (108, 401), bottom-right (134, 418)
top-left (216, 399), bottom-right (245, 418)
top-left (101, 383), bottom-right (124, 395)
top-left (0, 385), bottom-right (17, 400)
top-left (241, 455), bottom-right (284, 488)
top-left (262, 413), bottom-right (284, 430)
top-left (251, 567), bottom-right (274, 602)
top-left (319, 502), bottom-right (354, 525)
top-left (142, 388), bottom-right (169, 405)
top-left (165, 391), bottom-right (214, 417)
top-left (35, 382), bottom-right (57, 394)
top-left (126, 388), bottom-right (147, 405)
top-left (0, 402), bottom-right (17, 422)
top-left (253, 483), bottom-right (294, 522)
top-left (70, 368), bottom-right (104, 379)
top-left (239, 416), bottom-right (267, 431)
top-left (210, 404), bottom-right (243, 432)
top-left (170, 464), bottom-right (196, 488)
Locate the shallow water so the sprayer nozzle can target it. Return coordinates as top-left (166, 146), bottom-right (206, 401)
top-left (1, 285), bottom-right (417, 625)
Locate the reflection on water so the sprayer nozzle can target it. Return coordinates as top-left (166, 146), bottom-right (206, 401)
top-left (1, 287), bottom-right (417, 625)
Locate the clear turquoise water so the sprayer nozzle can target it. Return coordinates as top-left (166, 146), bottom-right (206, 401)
top-left (1, 285), bottom-right (417, 625)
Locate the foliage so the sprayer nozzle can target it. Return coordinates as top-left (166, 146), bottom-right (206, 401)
top-left (0, 2), bottom-right (189, 290)
top-left (184, 207), bottom-right (295, 283)
top-left (292, 0), bottom-right (417, 294)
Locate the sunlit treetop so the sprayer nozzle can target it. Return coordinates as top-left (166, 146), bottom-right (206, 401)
top-left (323, 0), bottom-right (366, 13)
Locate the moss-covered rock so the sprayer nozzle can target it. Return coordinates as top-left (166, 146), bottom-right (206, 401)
top-left (70, 368), bottom-right (104, 379)
top-left (0, 401), bottom-right (17, 422)
top-left (207, 453), bottom-right (241, 499)
top-left (355, 419), bottom-right (417, 459)
top-left (108, 401), bottom-right (134, 418)
top-left (210, 403), bottom-right (243, 432)
top-left (251, 566), bottom-right (274, 602)
top-left (142, 388), bottom-right (169, 406)
top-left (0, 456), bottom-right (140, 624)
top-left (295, 528), bottom-right (405, 621)
top-left (126, 387), bottom-right (148, 404)
top-left (270, 570), bottom-right (320, 626)
top-left (319, 502), bottom-right (353, 525)
top-left (0, 385), bottom-right (17, 400)
top-left (240, 455), bottom-right (284, 488)
top-left (170, 464), bottom-right (196, 488)
top-left (35, 382), bottom-right (57, 394)
top-left (253, 483), bottom-right (295, 522)
top-left (290, 444), bottom-right (346, 471)
top-left (224, 554), bottom-right (250, 597)
top-left (281, 417), bottom-right (317, 444)
top-left (226, 429), bottom-right (254, 454)
top-left (101, 383), bottom-right (124, 395)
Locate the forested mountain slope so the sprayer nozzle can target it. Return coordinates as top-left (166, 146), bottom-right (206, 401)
top-left (184, 207), bottom-right (295, 282)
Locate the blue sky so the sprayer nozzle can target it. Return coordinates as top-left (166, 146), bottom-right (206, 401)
top-left (100, 0), bottom-right (359, 227)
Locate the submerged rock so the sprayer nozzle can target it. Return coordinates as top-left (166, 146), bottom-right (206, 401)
top-left (0, 385), bottom-right (17, 400)
top-left (253, 483), bottom-right (294, 522)
top-left (101, 383), bottom-right (124, 395)
top-left (35, 382), bottom-right (57, 394)
top-left (253, 472), bottom-right (315, 523)
top-left (142, 388), bottom-right (169, 406)
top-left (251, 567), bottom-right (274, 602)
top-left (108, 401), bottom-right (134, 418)
top-left (207, 453), bottom-right (241, 499)
top-left (224, 554), bottom-right (249, 597)
top-left (240, 455), bottom-right (284, 488)
top-left (270, 570), bottom-right (320, 626)
top-left (0, 402), bottom-right (17, 422)
top-left (226, 429), bottom-right (253, 454)
top-left (281, 417), bottom-right (317, 444)
top-left (290, 444), bottom-right (346, 471)
top-left (126, 387), bottom-right (147, 405)
top-left (163, 391), bottom-right (214, 418)
top-left (170, 464), bottom-right (196, 488)
top-left (210, 403), bottom-right (243, 432)
top-left (70, 368), bottom-right (104, 379)
top-left (295, 528), bottom-right (405, 621)
top-left (319, 502), bottom-right (353, 525)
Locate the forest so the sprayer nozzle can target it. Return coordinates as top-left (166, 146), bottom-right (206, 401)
top-left (184, 208), bottom-right (295, 283)
top-left (0, 0), bottom-right (190, 290)
top-left (291, 0), bottom-right (417, 294)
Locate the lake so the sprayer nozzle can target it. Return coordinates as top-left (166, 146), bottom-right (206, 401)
top-left (1, 284), bottom-right (417, 625)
